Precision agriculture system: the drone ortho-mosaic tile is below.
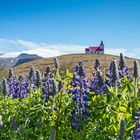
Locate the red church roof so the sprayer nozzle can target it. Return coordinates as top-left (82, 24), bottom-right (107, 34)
top-left (88, 46), bottom-right (103, 51)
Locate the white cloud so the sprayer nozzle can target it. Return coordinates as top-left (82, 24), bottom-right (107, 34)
top-left (0, 39), bottom-right (17, 50)
top-left (0, 38), bottom-right (27, 52)
top-left (105, 48), bottom-right (126, 56)
top-left (1, 48), bottom-right (62, 58)
top-left (0, 52), bottom-right (20, 58)
top-left (0, 38), bottom-right (139, 59)
top-left (0, 38), bottom-right (16, 44)
top-left (41, 43), bottom-right (86, 54)
top-left (0, 38), bottom-right (87, 58)
top-left (105, 48), bottom-right (136, 58)
top-left (25, 48), bottom-right (62, 58)
top-left (17, 39), bottom-right (40, 49)
top-left (0, 38), bottom-right (64, 58)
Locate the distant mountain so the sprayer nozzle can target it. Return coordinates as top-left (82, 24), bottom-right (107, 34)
top-left (17, 53), bottom-right (41, 59)
top-left (0, 53), bottom-right (42, 68)
top-left (14, 53), bottom-right (42, 66)
top-left (0, 57), bottom-right (18, 68)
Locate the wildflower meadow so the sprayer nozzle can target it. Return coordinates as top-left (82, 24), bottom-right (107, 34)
top-left (0, 53), bottom-right (140, 140)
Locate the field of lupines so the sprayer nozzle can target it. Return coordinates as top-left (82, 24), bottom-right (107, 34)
top-left (0, 53), bottom-right (140, 140)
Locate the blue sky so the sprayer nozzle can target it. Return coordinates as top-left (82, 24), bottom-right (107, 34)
top-left (0, 0), bottom-right (140, 58)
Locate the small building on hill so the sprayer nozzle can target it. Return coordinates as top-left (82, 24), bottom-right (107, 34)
top-left (85, 41), bottom-right (104, 54)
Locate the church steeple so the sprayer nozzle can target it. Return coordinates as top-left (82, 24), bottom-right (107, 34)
top-left (100, 40), bottom-right (104, 47)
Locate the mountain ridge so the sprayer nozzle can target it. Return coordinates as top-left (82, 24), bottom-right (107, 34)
top-left (0, 53), bottom-right (42, 68)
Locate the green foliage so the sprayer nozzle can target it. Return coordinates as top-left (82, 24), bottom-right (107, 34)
top-left (0, 89), bottom-right (73, 140)
top-left (0, 65), bottom-right (140, 140)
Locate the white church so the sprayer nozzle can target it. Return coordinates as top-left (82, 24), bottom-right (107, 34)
top-left (85, 41), bottom-right (104, 54)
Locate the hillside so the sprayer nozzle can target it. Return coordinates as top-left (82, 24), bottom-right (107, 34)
top-left (0, 53), bottom-right (42, 68)
top-left (14, 53), bottom-right (42, 67)
top-left (13, 53), bottom-right (140, 77)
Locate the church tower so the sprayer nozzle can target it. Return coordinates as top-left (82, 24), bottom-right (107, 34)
top-left (100, 40), bottom-right (104, 54)
top-left (100, 40), bottom-right (104, 48)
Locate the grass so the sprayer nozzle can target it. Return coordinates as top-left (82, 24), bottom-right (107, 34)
top-left (13, 53), bottom-right (140, 77)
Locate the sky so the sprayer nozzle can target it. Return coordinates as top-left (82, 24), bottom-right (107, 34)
top-left (0, 0), bottom-right (140, 58)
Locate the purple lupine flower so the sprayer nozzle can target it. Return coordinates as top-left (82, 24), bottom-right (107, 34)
top-left (111, 60), bottom-right (118, 85)
top-left (51, 78), bottom-right (58, 95)
top-left (124, 65), bottom-right (131, 78)
top-left (42, 67), bottom-right (58, 102)
top-left (7, 69), bottom-right (15, 81)
top-left (76, 61), bottom-right (86, 77)
top-left (75, 64), bottom-right (79, 73)
top-left (96, 70), bottom-right (104, 88)
top-left (8, 76), bottom-right (17, 98)
top-left (119, 119), bottom-right (125, 140)
top-left (106, 59), bottom-right (120, 87)
top-left (70, 86), bottom-right (89, 131)
top-left (118, 65), bottom-right (131, 79)
top-left (118, 54), bottom-right (125, 78)
top-left (133, 109), bottom-right (140, 140)
top-left (90, 70), bottom-right (108, 94)
top-left (10, 75), bottom-right (28, 99)
top-left (28, 66), bottom-right (36, 88)
top-left (7, 73), bottom-right (29, 100)
top-left (28, 66), bottom-right (36, 80)
top-left (35, 69), bottom-right (42, 88)
top-left (109, 60), bottom-right (113, 73)
top-left (18, 76), bottom-right (28, 98)
top-left (133, 60), bottom-right (139, 81)
top-left (54, 57), bottom-right (60, 69)
top-left (69, 62), bottom-right (89, 131)
top-left (58, 80), bottom-right (63, 92)
top-left (94, 59), bottom-right (101, 71)
top-left (71, 63), bottom-right (88, 89)
top-left (118, 53), bottom-right (131, 78)
top-left (119, 53), bottom-right (125, 71)
top-left (44, 65), bottom-right (52, 77)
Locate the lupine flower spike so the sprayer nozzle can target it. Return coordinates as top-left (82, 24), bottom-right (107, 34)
top-left (119, 53), bottom-right (125, 71)
top-left (111, 60), bottom-right (118, 85)
top-left (119, 119), bottom-right (125, 140)
top-left (94, 59), bottom-right (101, 71)
top-left (118, 53), bottom-right (130, 78)
top-left (1, 78), bottom-right (9, 96)
top-left (133, 108), bottom-right (140, 140)
top-left (54, 57), bottom-right (60, 70)
top-left (7, 69), bottom-right (14, 80)
top-left (36, 69), bottom-right (42, 88)
top-left (90, 68), bottom-right (107, 94)
top-left (28, 66), bottom-right (36, 83)
top-left (133, 60), bottom-right (139, 81)
top-left (42, 67), bottom-right (58, 102)
top-left (44, 65), bottom-right (51, 77)
top-left (69, 61), bottom-right (89, 131)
